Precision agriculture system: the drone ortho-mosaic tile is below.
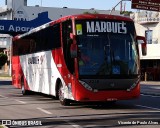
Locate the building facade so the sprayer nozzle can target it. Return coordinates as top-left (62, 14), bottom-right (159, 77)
top-left (131, 11), bottom-right (160, 81)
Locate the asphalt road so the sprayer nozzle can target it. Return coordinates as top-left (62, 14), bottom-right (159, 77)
top-left (0, 80), bottom-right (160, 128)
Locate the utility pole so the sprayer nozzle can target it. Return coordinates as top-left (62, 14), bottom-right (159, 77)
top-left (110, 0), bottom-right (131, 15)
top-left (41, 0), bottom-right (42, 7)
top-left (120, 1), bottom-right (123, 12)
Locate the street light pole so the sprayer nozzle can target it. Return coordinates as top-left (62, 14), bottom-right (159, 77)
top-left (109, 0), bottom-right (131, 15)
top-left (40, 0), bottom-right (43, 13)
top-left (41, 0), bottom-right (42, 7)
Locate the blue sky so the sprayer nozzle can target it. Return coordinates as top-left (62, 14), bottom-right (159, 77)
top-left (0, 0), bottom-right (133, 11)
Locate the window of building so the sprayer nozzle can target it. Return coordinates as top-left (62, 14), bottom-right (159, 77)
top-left (145, 30), bottom-right (153, 44)
top-left (24, 0), bottom-right (27, 6)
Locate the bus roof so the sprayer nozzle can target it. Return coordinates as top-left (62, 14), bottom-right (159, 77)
top-left (59, 13), bottom-right (133, 22)
top-left (13, 14), bottom-right (133, 41)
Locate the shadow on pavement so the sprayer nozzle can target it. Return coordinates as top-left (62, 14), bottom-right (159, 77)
top-left (0, 80), bottom-right (12, 85)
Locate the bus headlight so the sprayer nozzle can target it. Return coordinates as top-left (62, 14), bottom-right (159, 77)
top-left (127, 78), bottom-right (140, 92)
top-left (79, 80), bottom-right (93, 91)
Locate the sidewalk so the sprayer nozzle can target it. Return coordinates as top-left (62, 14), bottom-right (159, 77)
top-left (0, 69), bottom-right (11, 80)
top-left (140, 81), bottom-right (160, 86)
top-left (140, 81), bottom-right (160, 96)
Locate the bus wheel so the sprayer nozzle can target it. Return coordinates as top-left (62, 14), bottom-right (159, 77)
top-left (21, 78), bottom-right (29, 95)
top-left (58, 82), bottom-right (70, 106)
top-left (106, 101), bottom-right (116, 105)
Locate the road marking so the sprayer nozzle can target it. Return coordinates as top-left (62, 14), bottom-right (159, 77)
top-left (37, 107), bottom-right (52, 115)
top-left (141, 94), bottom-right (160, 98)
top-left (65, 120), bottom-right (83, 128)
top-left (0, 95), bottom-right (26, 104)
top-left (136, 105), bottom-right (160, 111)
top-left (15, 99), bottom-right (27, 104)
top-left (0, 95), bottom-right (8, 99)
top-left (151, 86), bottom-right (160, 89)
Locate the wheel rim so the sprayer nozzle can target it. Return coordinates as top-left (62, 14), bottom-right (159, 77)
top-left (21, 78), bottom-right (25, 94)
top-left (59, 85), bottom-right (64, 102)
top-left (22, 85), bottom-right (24, 92)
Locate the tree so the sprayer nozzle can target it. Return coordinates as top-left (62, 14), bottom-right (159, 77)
top-left (83, 11), bottom-right (99, 14)
top-left (120, 11), bottom-right (133, 16)
top-left (0, 53), bottom-right (8, 69)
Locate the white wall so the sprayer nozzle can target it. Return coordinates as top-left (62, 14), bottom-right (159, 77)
top-left (0, 35), bottom-right (11, 48)
top-left (156, 23), bottom-right (160, 44)
top-left (3, 0), bottom-right (120, 21)
top-left (7, 0), bottom-right (25, 9)
top-left (139, 44), bottom-right (160, 60)
top-left (133, 12), bottom-right (160, 60)
top-left (13, 6), bottom-right (120, 21)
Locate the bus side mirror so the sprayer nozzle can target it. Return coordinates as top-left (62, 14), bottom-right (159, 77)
top-left (70, 43), bottom-right (77, 58)
top-left (137, 36), bottom-right (147, 56)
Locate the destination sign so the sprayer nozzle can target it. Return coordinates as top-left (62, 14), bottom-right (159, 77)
top-left (76, 20), bottom-right (135, 35)
top-left (86, 21), bottom-right (127, 34)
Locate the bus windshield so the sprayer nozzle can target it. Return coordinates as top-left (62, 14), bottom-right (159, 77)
top-left (77, 33), bottom-right (139, 77)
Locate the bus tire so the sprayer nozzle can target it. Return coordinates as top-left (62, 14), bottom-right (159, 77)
top-left (58, 82), bottom-right (70, 106)
top-left (106, 101), bottom-right (116, 105)
top-left (21, 77), bottom-right (29, 95)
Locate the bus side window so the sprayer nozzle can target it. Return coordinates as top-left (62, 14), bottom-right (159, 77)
top-left (14, 39), bottom-right (31, 55)
top-left (13, 23), bottom-right (61, 55)
top-left (47, 24), bottom-right (61, 49)
top-left (29, 39), bottom-right (36, 53)
top-left (33, 24), bottom-right (61, 52)
top-left (12, 41), bottom-right (18, 56)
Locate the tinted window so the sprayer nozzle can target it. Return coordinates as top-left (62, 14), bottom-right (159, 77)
top-left (13, 24), bottom-right (61, 56)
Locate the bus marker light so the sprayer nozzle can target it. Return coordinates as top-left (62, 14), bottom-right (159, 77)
top-left (57, 64), bottom-right (62, 67)
top-left (107, 98), bottom-right (117, 101)
top-left (93, 89), bottom-right (98, 92)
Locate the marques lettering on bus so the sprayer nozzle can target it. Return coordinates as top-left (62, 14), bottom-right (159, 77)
top-left (86, 21), bottom-right (127, 34)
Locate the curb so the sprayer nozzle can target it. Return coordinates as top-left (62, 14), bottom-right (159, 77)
top-left (140, 81), bottom-right (160, 85)
top-left (0, 77), bottom-right (12, 80)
